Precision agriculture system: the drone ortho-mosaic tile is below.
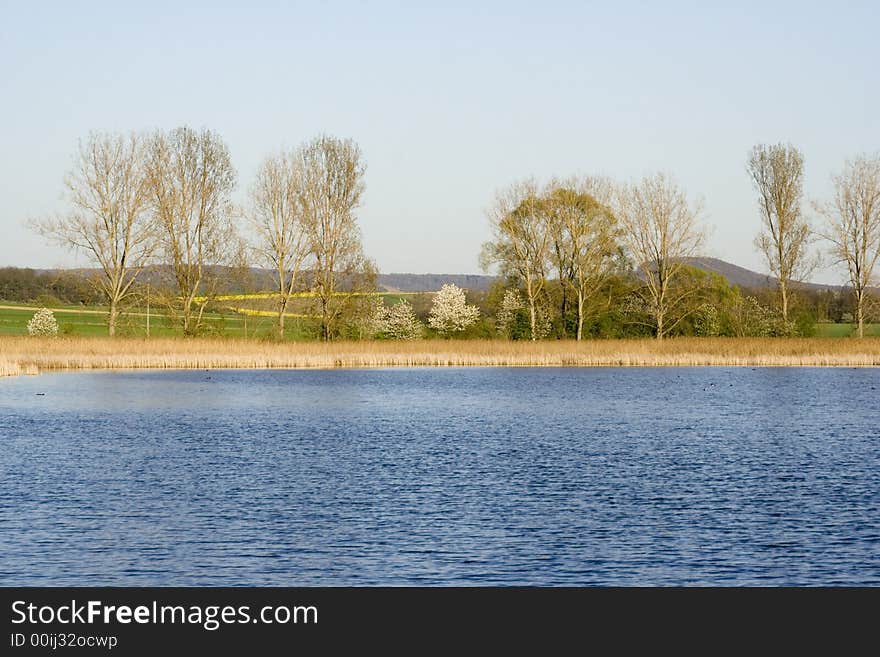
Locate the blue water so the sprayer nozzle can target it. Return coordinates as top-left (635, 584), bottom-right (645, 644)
top-left (1, 367), bottom-right (878, 586)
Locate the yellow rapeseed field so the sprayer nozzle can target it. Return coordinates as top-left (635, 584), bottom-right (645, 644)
top-left (2, 336), bottom-right (880, 376)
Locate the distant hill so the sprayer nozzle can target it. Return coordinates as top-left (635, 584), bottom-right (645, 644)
top-left (683, 257), bottom-right (840, 292)
top-left (377, 273), bottom-right (496, 292)
top-left (377, 259), bottom-right (845, 293)
top-left (683, 257), bottom-right (776, 289)
top-left (22, 258), bottom-right (845, 294)
top-left (25, 266), bottom-right (499, 294)
top-left (378, 260), bottom-right (846, 293)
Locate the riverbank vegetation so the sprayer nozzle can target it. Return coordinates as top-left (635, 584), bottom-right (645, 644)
top-left (14, 128), bottom-right (880, 343)
top-left (2, 336), bottom-right (880, 377)
top-left (1, 286), bottom-right (879, 341)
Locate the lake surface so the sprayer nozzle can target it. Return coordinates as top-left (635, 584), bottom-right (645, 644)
top-left (1, 367), bottom-right (878, 586)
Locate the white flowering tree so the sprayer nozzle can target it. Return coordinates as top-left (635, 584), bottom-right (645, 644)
top-left (428, 284), bottom-right (481, 336)
top-left (376, 300), bottom-right (424, 340)
top-left (27, 308), bottom-right (59, 336)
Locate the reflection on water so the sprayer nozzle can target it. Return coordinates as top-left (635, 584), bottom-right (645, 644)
top-left (1, 367), bottom-right (878, 585)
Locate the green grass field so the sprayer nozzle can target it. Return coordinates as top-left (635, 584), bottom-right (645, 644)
top-left (0, 292), bottom-right (427, 340)
top-left (0, 303), bottom-right (282, 338)
top-left (815, 322), bottom-right (880, 338)
top-left (4, 301), bottom-right (878, 340)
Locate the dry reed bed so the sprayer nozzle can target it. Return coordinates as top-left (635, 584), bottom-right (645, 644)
top-left (2, 336), bottom-right (880, 376)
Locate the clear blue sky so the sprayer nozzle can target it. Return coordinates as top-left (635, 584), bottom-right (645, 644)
top-left (2, 1), bottom-right (877, 280)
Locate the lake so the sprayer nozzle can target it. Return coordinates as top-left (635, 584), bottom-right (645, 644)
top-left (1, 367), bottom-right (878, 585)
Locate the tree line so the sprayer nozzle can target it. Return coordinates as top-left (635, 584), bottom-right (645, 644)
top-left (30, 131), bottom-right (880, 340)
top-left (482, 144), bottom-right (880, 340)
top-left (0, 267), bottom-right (102, 306)
top-left (35, 128), bottom-right (374, 338)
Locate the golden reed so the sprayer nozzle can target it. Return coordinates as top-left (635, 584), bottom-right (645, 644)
top-left (2, 336), bottom-right (880, 376)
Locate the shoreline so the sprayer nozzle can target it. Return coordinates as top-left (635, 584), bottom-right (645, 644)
top-left (3, 336), bottom-right (880, 376)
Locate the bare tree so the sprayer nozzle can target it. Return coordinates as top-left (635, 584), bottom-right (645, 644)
top-left (250, 151), bottom-right (312, 338)
top-left (34, 132), bottom-right (155, 336)
top-left (145, 127), bottom-right (237, 336)
top-left (747, 143), bottom-right (815, 321)
top-left (546, 190), bottom-right (576, 333)
top-left (481, 180), bottom-right (551, 340)
top-left (816, 155), bottom-right (880, 338)
top-left (546, 177), bottom-right (619, 340)
top-left (296, 135), bottom-right (370, 340)
top-left (616, 173), bottom-right (706, 339)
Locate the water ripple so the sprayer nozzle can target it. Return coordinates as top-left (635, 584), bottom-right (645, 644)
top-left (1, 367), bottom-right (878, 585)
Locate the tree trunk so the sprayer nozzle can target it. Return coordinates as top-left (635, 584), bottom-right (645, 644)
top-left (320, 293), bottom-right (331, 341)
top-left (780, 280), bottom-right (789, 322)
top-left (528, 299), bottom-right (537, 341)
top-left (576, 292), bottom-right (584, 341)
top-left (656, 309), bottom-right (664, 340)
top-left (856, 292), bottom-right (864, 339)
top-left (182, 304), bottom-right (195, 336)
top-left (560, 288), bottom-right (568, 337)
top-left (181, 296), bottom-right (193, 336)
top-left (278, 295), bottom-right (288, 339)
top-left (108, 301), bottom-right (118, 337)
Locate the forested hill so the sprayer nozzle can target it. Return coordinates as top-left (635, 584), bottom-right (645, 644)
top-left (377, 273), bottom-right (495, 292)
top-left (683, 257), bottom-right (775, 289)
top-left (0, 258), bottom-right (843, 303)
top-left (682, 257), bottom-right (839, 292)
top-left (377, 259), bottom-right (840, 293)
